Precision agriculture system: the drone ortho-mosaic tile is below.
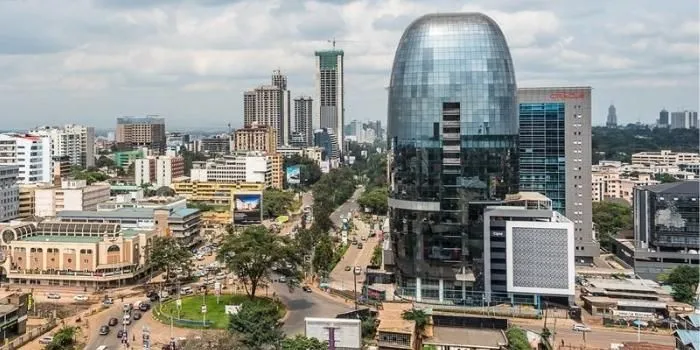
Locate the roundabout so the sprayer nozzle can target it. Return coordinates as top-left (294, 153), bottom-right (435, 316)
top-left (154, 294), bottom-right (285, 329)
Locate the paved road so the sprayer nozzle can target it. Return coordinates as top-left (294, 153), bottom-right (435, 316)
top-left (514, 320), bottom-right (674, 348)
top-left (329, 187), bottom-right (364, 227)
top-left (84, 295), bottom-right (151, 350)
top-left (271, 282), bottom-right (351, 336)
top-left (329, 219), bottom-right (378, 291)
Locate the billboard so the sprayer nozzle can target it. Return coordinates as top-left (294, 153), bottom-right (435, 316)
top-left (286, 165), bottom-right (301, 185)
top-left (233, 192), bottom-right (263, 223)
top-left (305, 317), bottom-right (361, 349)
top-left (320, 160), bottom-right (330, 173)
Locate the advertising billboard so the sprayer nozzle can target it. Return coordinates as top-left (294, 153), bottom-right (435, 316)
top-left (286, 165), bottom-right (301, 185)
top-left (233, 192), bottom-right (263, 223)
top-left (305, 317), bottom-right (361, 349)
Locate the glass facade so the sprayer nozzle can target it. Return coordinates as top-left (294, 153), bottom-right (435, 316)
top-left (518, 103), bottom-right (566, 213)
top-left (387, 13), bottom-right (518, 301)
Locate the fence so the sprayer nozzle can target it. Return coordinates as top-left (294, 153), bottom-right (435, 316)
top-left (152, 302), bottom-right (213, 329)
top-left (0, 319), bottom-right (57, 350)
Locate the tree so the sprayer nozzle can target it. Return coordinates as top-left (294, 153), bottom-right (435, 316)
top-left (155, 186), bottom-right (176, 197)
top-left (95, 155), bottom-right (115, 168)
top-left (217, 225), bottom-right (302, 299)
top-left (402, 308), bottom-right (430, 348)
top-left (592, 200), bottom-right (632, 251)
top-left (654, 173), bottom-right (679, 183)
top-left (262, 188), bottom-right (295, 218)
top-left (179, 331), bottom-right (243, 350)
top-left (668, 265), bottom-right (700, 303)
top-left (229, 299), bottom-right (285, 350)
top-left (45, 326), bottom-right (80, 350)
top-left (370, 245), bottom-right (382, 266)
top-left (312, 235), bottom-right (335, 275)
top-left (357, 187), bottom-right (388, 214)
top-left (281, 335), bottom-right (327, 350)
top-left (592, 126), bottom-right (699, 163)
top-left (505, 327), bottom-right (531, 350)
top-left (149, 236), bottom-right (193, 282)
top-left (283, 155), bottom-right (322, 187)
top-left (361, 316), bottom-right (378, 339)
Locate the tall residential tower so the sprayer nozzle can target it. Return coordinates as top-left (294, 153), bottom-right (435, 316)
top-left (314, 49), bottom-right (344, 154)
top-left (293, 96), bottom-right (313, 146)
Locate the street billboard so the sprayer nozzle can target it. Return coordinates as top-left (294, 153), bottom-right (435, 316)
top-left (233, 192), bottom-right (263, 223)
top-left (286, 165), bottom-right (301, 185)
top-left (305, 317), bottom-right (361, 349)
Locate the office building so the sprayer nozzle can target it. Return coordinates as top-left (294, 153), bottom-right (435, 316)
top-left (34, 180), bottom-right (110, 217)
top-left (0, 134), bottom-right (52, 184)
top-left (244, 71), bottom-right (292, 146)
top-left (483, 193), bottom-right (575, 305)
top-left (197, 135), bottom-right (231, 154)
top-left (272, 70), bottom-right (292, 145)
top-left (606, 104), bottom-right (618, 127)
top-left (276, 146), bottom-right (325, 166)
top-left (190, 152), bottom-right (283, 189)
top-left (691, 111), bottom-right (699, 129)
top-left (614, 181), bottom-right (700, 280)
top-left (293, 96), bottom-right (313, 146)
top-left (30, 124), bottom-right (95, 168)
top-left (313, 128), bottom-right (339, 160)
top-left (0, 165), bottom-right (19, 222)
top-left (113, 149), bottom-right (145, 168)
top-left (659, 109), bottom-right (669, 127)
top-left (166, 132), bottom-right (190, 151)
top-left (314, 48), bottom-right (344, 154)
top-left (57, 206), bottom-right (202, 247)
top-left (234, 123), bottom-right (277, 153)
top-left (52, 155), bottom-right (71, 186)
top-left (592, 167), bottom-right (659, 203)
top-left (386, 13), bottom-right (519, 301)
top-left (172, 181), bottom-right (264, 205)
top-left (632, 150), bottom-right (700, 166)
top-left (116, 116), bottom-right (166, 154)
top-left (518, 87), bottom-right (599, 261)
top-left (0, 221), bottom-right (157, 288)
top-left (134, 155), bottom-right (185, 187)
top-left (669, 110), bottom-right (697, 129)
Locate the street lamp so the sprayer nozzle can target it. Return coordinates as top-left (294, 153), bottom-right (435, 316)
top-left (353, 266), bottom-right (361, 310)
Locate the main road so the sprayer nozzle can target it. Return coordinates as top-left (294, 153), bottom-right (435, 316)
top-left (329, 187), bottom-right (364, 227)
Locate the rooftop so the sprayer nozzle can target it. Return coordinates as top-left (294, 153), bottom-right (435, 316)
top-left (587, 278), bottom-right (659, 294)
top-left (21, 235), bottom-right (103, 243)
top-left (640, 180), bottom-right (699, 195)
top-left (59, 208), bottom-right (155, 219)
top-left (424, 327), bottom-right (506, 349)
top-left (377, 303), bottom-right (415, 334)
top-left (674, 330), bottom-right (700, 349)
top-left (0, 304), bottom-right (17, 315)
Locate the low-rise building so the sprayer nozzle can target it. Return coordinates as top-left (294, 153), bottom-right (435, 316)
top-left (56, 206), bottom-right (202, 246)
top-left (0, 221), bottom-right (156, 288)
top-left (172, 181), bottom-right (265, 205)
top-left (113, 149), bottom-right (145, 168)
top-left (34, 180), bottom-right (110, 217)
top-left (0, 292), bottom-right (28, 341)
top-left (134, 155), bottom-right (185, 187)
top-left (592, 167), bottom-right (659, 203)
top-left (234, 123), bottom-right (277, 154)
top-left (98, 196), bottom-right (187, 211)
top-left (580, 278), bottom-right (674, 319)
top-left (190, 152), bottom-right (282, 189)
top-left (0, 165), bottom-right (19, 222)
top-left (632, 150), bottom-right (699, 166)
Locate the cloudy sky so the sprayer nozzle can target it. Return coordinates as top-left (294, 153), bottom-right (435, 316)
top-left (0, 0), bottom-right (697, 130)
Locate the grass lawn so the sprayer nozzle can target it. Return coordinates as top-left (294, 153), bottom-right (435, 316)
top-left (158, 294), bottom-right (284, 329)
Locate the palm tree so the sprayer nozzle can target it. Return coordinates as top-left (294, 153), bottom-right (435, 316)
top-left (401, 308), bottom-right (430, 348)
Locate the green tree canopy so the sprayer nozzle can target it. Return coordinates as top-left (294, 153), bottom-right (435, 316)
top-left (592, 126), bottom-right (699, 163)
top-left (281, 335), bottom-right (327, 350)
top-left (262, 188), bottom-right (295, 218)
top-left (149, 236), bottom-right (193, 280)
top-left (312, 235), bottom-right (335, 275)
top-left (155, 186), bottom-right (176, 197)
top-left (506, 327), bottom-right (531, 350)
top-left (45, 326), bottom-right (80, 350)
top-left (592, 200), bottom-right (632, 251)
top-left (217, 225), bottom-right (302, 299)
top-left (668, 265), bottom-right (700, 303)
top-left (70, 168), bottom-right (110, 184)
top-left (283, 154), bottom-right (322, 187)
top-left (357, 186), bottom-right (388, 214)
top-left (95, 155), bottom-right (115, 168)
top-left (654, 173), bottom-right (679, 183)
top-left (229, 300), bottom-right (285, 350)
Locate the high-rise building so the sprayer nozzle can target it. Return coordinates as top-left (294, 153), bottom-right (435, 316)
top-left (658, 109), bottom-right (669, 127)
top-left (293, 96), bottom-right (313, 146)
top-left (116, 116), bottom-right (166, 154)
top-left (314, 49), bottom-right (344, 154)
top-left (386, 13), bottom-right (519, 302)
top-left (30, 125), bottom-right (95, 168)
top-left (689, 111), bottom-right (698, 129)
top-left (670, 110), bottom-right (696, 129)
top-left (518, 87), bottom-right (599, 261)
top-left (234, 123), bottom-right (277, 154)
top-left (0, 165), bottom-right (19, 222)
top-left (244, 91), bottom-right (257, 127)
top-left (313, 128), bottom-right (339, 160)
top-left (606, 104), bottom-right (617, 127)
top-left (272, 70), bottom-right (292, 145)
top-left (0, 134), bottom-right (52, 184)
top-left (244, 71), bottom-right (292, 146)
top-left (134, 155), bottom-right (185, 187)
top-left (189, 152), bottom-right (283, 189)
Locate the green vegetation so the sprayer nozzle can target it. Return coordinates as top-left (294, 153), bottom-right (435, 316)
top-left (505, 327), bottom-right (531, 350)
top-left (668, 265), bottom-right (700, 304)
top-left (312, 235), bottom-right (335, 275)
top-left (188, 202), bottom-right (229, 212)
top-left (361, 315), bottom-right (378, 340)
top-left (592, 200), bottom-right (632, 251)
top-left (312, 167), bottom-right (356, 232)
top-left (592, 126), bottom-right (699, 163)
top-left (69, 166), bottom-right (109, 184)
top-left (281, 335), bottom-right (328, 350)
top-left (283, 154), bottom-right (322, 188)
top-left (357, 186), bottom-right (388, 214)
top-left (45, 326), bottom-right (80, 350)
top-left (402, 308), bottom-right (430, 346)
top-left (371, 245), bottom-right (382, 266)
top-left (262, 188), bottom-right (295, 218)
top-left (229, 299), bottom-right (285, 349)
top-left (654, 173), bottom-right (679, 183)
top-left (179, 331), bottom-right (243, 349)
top-left (149, 236), bottom-right (193, 281)
top-left (95, 155), bottom-right (115, 168)
top-left (218, 225), bottom-right (302, 299)
top-left (158, 294), bottom-right (283, 329)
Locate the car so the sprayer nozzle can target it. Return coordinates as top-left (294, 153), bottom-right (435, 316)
top-left (133, 312), bottom-right (142, 320)
top-left (99, 325), bottom-right (110, 335)
top-left (357, 243), bottom-right (363, 249)
top-left (73, 294), bottom-right (89, 302)
top-left (116, 330), bottom-right (126, 339)
top-left (361, 236), bottom-right (367, 241)
top-left (302, 286), bottom-right (312, 293)
top-left (47, 293), bottom-right (61, 299)
top-left (108, 317), bottom-right (119, 326)
top-left (279, 276), bottom-right (287, 283)
top-left (122, 318), bottom-right (131, 326)
top-left (96, 346), bottom-right (109, 350)
top-left (102, 298), bottom-right (113, 305)
top-left (123, 303), bottom-right (133, 313)
top-left (351, 240), bottom-right (358, 245)
top-left (344, 266), bottom-right (351, 272)
top-left (139, 302), bottom-right (151, 312)
top-left (572, 323), bottom-right (591, 332)
top-left (39, 336), bottom-right (53, 344)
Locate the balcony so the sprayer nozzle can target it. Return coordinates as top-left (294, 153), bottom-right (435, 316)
top-left (442, 120), bottom-right (460, 128)
top-left (443, 133), bottom-right (459, 141)
top-left (442, 158), bottom-right (460, 165)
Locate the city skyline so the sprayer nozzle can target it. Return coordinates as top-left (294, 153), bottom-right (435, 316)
top-left (0, 0), bottom-right (697, 129)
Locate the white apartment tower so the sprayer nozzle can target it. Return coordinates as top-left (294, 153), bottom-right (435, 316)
top-left (314, 49), bottom-right (344, 154)
top-left (243, 70), bottom-right (292, 146)
top-left (0, 165), bottom-right (19, 222)
top-left (0, 134), bottom-right (52, 184)
top-left (30, 124), bottom-right (95, 168)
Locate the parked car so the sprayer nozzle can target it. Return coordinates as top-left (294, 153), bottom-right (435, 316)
top-left (73, 295), bottom-right (89, 302)
top-left (99, 325), bottom-right (110, 335)
top-left (572, 323), bottom-right (591, 332)
top-left (47, 293), bottom-right (61, 300)
top-left (108, 317), bottom-right (119, 326)
top-left (302, 286), bottom-right (312, 293)
top-left (39, 336), bottom-right (53, 344)
top-left (116, 330), bottom-right (126, 339)
top-left (103, 298), bottom-right (114, 305)
top-left (357, 243), bottom-right (363, 249)
top-left (344, 266), bottom-right (351, 272)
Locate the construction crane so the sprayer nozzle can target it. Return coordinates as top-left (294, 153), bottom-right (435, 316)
top-left (328, 38), bottom-right (358, 49)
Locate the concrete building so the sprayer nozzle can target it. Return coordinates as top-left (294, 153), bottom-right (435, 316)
top-left (57, 206), bottom-right (202, 247)
top-left (52, 155), bottom-right (71, 186)
top-left (0, 165), bottom-right (19, 222)
top-left (134, 155), bottom-right (185, 187)
top-left (234, 123), bottom-right (277, 153)
top-left (98, 195), bottom-right (186, 211)
top-left (0, 134), bottom-right (52, 184)
top-left (670, 110), bottom-right (697, 129)
top-left (172, 181), bottom-right (264, 205)
top-left (658, 109), bottom-right (669, 128)
top-left (313, 128), bottom-right (339, 160)
top-left (272, 70), bottom-right (292, 145)
top-left (34, 180), bottom-right (110, 217)
top-left (518, 87), bottom-right (599, 261)
top-left (314, 49), bottom-right (344, 154)
top-left (0, 292), bottom-right (28, 341)
top-left (0, 221), bottom-right (157, 288)
top-left (166, 132), bottom-right (190, 151)
top-left (116, 116), bottom-right (166, 154)
top-left (114, 149), bottom-right (146, 168)
top-left (631, 150), bottom-right (700, 166)
top-left (606, 104), bottom-right (618, 127)
top-left (243, 75), bottom-right (290, 146)
top-left (483, 192), bottom-right (575, 305)
top-left (276, 146), bottom-right (325, 167)
top-left (29, 124), bottom-right (95, 168)
top-left (190, 152), bottom-right (282, 189)
top-left (580, 278), bottom-right (674, 319)
top-left (592, 164), bottom-right (660, 203)
top-left (614, 181), bottom-right (700, 280)
top-left (293, 96), bottom-right (313, 147)
top-left (197, 136), bottom-right (231, 154)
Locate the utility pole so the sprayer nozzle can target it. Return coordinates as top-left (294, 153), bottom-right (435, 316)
top-left (324, 326), bottom-right (338, 350)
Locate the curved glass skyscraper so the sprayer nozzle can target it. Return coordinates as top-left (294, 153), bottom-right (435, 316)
top-left (387, 13), bottom-right (519, 301)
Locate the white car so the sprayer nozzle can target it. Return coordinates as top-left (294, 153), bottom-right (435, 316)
top-left (572, 323), bottom-right (591, 332)
top-left (39, 336), bottom-right (53, 344)
top-left (73, 295), bottom-right (89, 302)
top-left (47, 293), bottom-right (61, 299)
